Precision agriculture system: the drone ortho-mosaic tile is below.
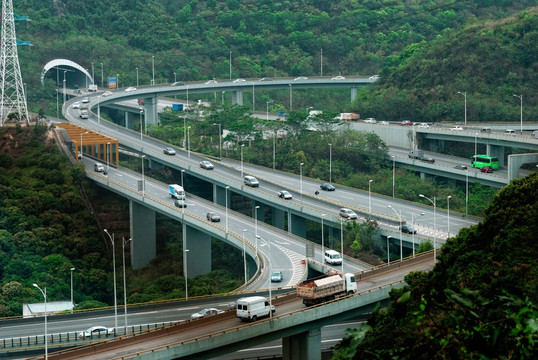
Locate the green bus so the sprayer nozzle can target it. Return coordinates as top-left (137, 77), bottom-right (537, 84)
top-left (471, 155), bottom-right (499, 169)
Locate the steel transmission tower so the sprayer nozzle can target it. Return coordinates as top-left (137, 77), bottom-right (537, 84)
top-left (0, 0), bottom-right (29, 126)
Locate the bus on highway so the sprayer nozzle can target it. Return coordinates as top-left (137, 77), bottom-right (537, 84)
top-left (471, 155), bottom-right (499, 169)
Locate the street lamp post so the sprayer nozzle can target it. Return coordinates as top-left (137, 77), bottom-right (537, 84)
top-left (411, 212), bottom-right (425, 258)
top-left (321, 214), bottom-right (326, 262)
top-left (106, 142), bottom-right (111, 172)
top-left (70, 268), bottom-right (75, 313)
top-left (152, 55), bottom-right (155, 85)
top-left (184, 249), bottom-right (189, 299)
top-left (103, 230), bottom-right (118, 330)
top-left (136, 67), bottom-right (139, 87)
top-left (457, 91), bottom-right (467, 126)
top-left (242, 229), bottom-right (247, 283)
top-left (388, 205), bottom-right (403, 261)
top-left (100, 62), bottom-right (103, 87)
top-left (255, 205), bottom-right (260, 255)
top-left (328, 143), bottom-right (332, 183)
top-left (225, 186), bottom-right (230, 233)
top-left (273, 128), bottom-right (276, 171)
top-left (33, 283), bottom-right (47, 359)
top-left (122, 237), bottom-right (131, 331)
top-left (368, 179), bottom-right (373, 217)
top-left (386, 236), bottom-right (391, 264)
top-left (289, 84), bottom-right (292, 111)
top-left (240, 144), bottom-right (245, 178)
top-left (256, 235), bottom-right (273, 320)
top-left (340, 218), bottom-right (344, 272)
top-left (63, 71), bottom-right (66, 104)
top-left (266, 100), bottom-right (273, 121)
top-left (187, 126), bottom-right (191, 158)
top-left (141, 155), bottom-right (145, 196)
top-left (447, 196), bottom-right (452, 238)
top-left (419, 194), bottom-right (437, 262)
top-left (229, 51), bottom-right (232, 80)
top-left (181, 169), bottom-right (185, 189)
top-left (300, 162), bottom-right (304, 206)
top-left (513, 94), bottom-right (523, 133)
top-left (320, 48), bottom-right (323, 76)
top-left (213, 123), bottom-right (222, 158)
top-left (392, 156), bottom-right (395, 198)
top-left (465, 169), bottom-right (469, 216)
top-left (139, 110), bottom-right (144, 140)
top-left (80, 131), bottom-right (88, 159)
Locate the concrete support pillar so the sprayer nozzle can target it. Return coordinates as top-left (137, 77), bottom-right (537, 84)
top-left (283, 328), bottom-right (322, 360)
top-left (272, 207), bottom-right (286, 230)
top-left (253, 202), bottom-right (264, 227)
top-left (420, 172), bottom-right (426, 180)
top-left (232, 90), bottom-right (243, 105)
top-left (129, 200), bottom-right (156, 270)
top-left (214, 184), bottom-right (229, 207)
top-left (289, 212), bottom-right (306, 239)
top-left (148, 158), bottom-right (165, 170)
top-left (507, 153), bottom-right (538, 182)
top-left (184, 223), bottom-right (211, 278)
top-left (488, 144), bottom-right (505, 167)
top-left (143, 96), bottom-right (158, 126)
top-left (350, 87), bottom-right (357, 102)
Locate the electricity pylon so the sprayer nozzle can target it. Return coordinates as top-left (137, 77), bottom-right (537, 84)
top-left (0, 0), bottom-right (30, 126)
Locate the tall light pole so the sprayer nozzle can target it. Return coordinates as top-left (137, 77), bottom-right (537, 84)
top-left (457, 91), bottom-right (467, 126)
top-left (256, 235), bottom-right (272, 320)
top-left (33, 283), bottom-right (47, 359)
top-left (103, 230), bottom-right (118, 330)
top-left (340, 218), bottom-right (344, 272)
top-left (100, 62), bottom-right (103, 87)
top-left (242, 229), bottom-right (248, 283)
top-left (152, 55), bottom-right (155, 85)
top-left (91, 62), bottom-right (94, 85)
top-left (229, 51), bottom-right (232, 80)
top-left (321, 214), bottom-right (326, 262)
top-left (136, 67), bottom-right (139, 87)
top-left (255, 205), bottom-right (260, 256)
top-left (122, 237), bottom-right (131, 331)
top-left (252, 82), bottom-right (255, 111)
top-left (447, 196), bottom-right (452, 238)
top-left (213, 123), bottom-right (222, 158)
top-left (187, 126), bottom-right (191, 158)
top-left (419, 194), bottom-right (437, 263)
top-left (106, 142), bottom-right (111, 172)
top-left (392, 156), bottom-right (395, 198)
top-left (513, 94), bottom-right (522, 133)
top-left (273, 128), bottom-right (276, 170)
top-left (70, 268), bottom-right (75, 313)
top-left (411, 212), bottom-right (424, 258)
top-left (63, 71), bottom-right (67, 104)
top-left (80, 131), bottom-right (88, 159)
top-left (388, 205), bottom-right (403, 261)
top-left (465, 169), bottom-right (469, 216)
top-left (266, 100), bottom-right (273, 121)
top-left (139, 110), bottom-right (144, 140)
top-left (289, 84), bottom-right (292, 111)
top-left (141, 155), bottom-right (146, 196)
top-left (320, 48), bottom-right (323, 77)
top-left (300, 162), bottom-right (304, 206)
top-left (328, 143), bottom-right (332, 183)
top-left (368, 179), bottom-right (373, 217)
top-left (184, 248), bottom-right (189, 300)
top-left (240, 144), bottom-right (245, 178)
top-left (225, 186), bottom-right (230, 233)
top-left (386, 236), bottom-right (391, 264)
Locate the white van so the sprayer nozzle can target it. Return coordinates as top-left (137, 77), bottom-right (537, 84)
top-left (236, 296), bottom-right (275, 322)
top-left (80, 110), bottom-right (89, 119)
top-left (244, 175), bottom-right (259, 187)
top-left (324, 249), bottom-right (342, 265)
top-left (168, 184), bottom-right (186, 200)
top-left (94, 163), bottom-right (105, 172)
top-left (505, 129), bottom-right (515, 135)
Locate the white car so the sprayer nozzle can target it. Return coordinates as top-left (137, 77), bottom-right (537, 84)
top-left (191, 308), bottom-right (221, 319)
top-left (278, 190), bottom-right (292, 200)
top-left (450, 126), bottom-right (464, 131)
top-left (163, 147), bottom-right (176, 155)
top-left (72, 102), bottom-right (81, 109)
top-left (418, 123), bottom-right (430, 128)
top-left (339, 208), bottom-right (358, 220)
top-left (369, 75), bottom-right (379, 80)
top-left (125, 87), bottom-right (137, 92)
top-left (199, 160), bottom-right (214, 170)
top-left (294, 76), bottom-right (308, 80)
top-left (77, 326), bottom-right (114, 338)
top-left (233, 78), bottom-right (246, 83)
top-left (102, 91), bottom-right (113, 97)
top-left (205, 79), bottom-right (217, 84)
top-left (364, 118), bottom-right (376, 124)
top-left (380, 121), bottom-right (389, 125)
top-left (331, 75), bottom-right (345, 80)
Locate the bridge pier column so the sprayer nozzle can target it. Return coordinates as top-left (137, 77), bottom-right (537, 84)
top-left (129, 200), bottom-right (156, 270)
top-left (350, 87), bottom-right (357, 102)
top-left (272, 207), bottom-right (286, 230)
top-left (143, 96), bottom-right (158, 126)
top-left (253, 202), bottom-right (264, 227)
top-left (184, 223), bottom-right (211, 278)
top-left (124, 111), bottom-right (131, 129)
top-left (148, 158), bottom-right (165, 170)
top-left (488, 144), bottom-right (505, 167)
top-left (232, 90), bottom-right (243, 105)
top-left (282, 328), bottom-right (321, 360)
top-left (214, 184), bottom-right (230, 207)
top-left (289, 212), bottom-right (306, 239)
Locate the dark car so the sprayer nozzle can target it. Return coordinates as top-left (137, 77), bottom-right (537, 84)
top-left (454, 164), bottom-right (468, 170)
top-left (206, 212), bottom-right (221, 222)
top-left (481, 166), bottom-right (493, 173)
top-left (174, 199), bottom-right (187, 208)
top-left (399, 120), bottom-right (412, 126)
top-left (163, 147), bottom-right (176, 155)
top-left (271, 271), bottom-right (283, 282)
top-left (320, 183), bottom-right (335, 191)
top-left (400, 224), bottom-right (417, 234)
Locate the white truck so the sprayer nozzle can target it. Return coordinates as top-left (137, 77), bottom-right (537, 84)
top-left (168, 184), bottom-right (186, 200)
top-left (236, 296), bottom-right (275, 322)
top-left (408, 149), bottom-right (435, 164)
top-left (296, 272), bottom-right (357, 306)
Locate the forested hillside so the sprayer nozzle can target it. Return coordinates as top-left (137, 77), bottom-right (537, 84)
top-left (14, 1), bottom-right (537, 120)
top-left (333, 173), bottom-right (538, 359)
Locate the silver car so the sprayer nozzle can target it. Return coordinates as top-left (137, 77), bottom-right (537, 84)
top-left (339, 208), bottom-right (358, 219)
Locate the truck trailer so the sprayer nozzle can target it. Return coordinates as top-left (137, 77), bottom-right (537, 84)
top-left (408, 149), bottom-right (435, 164)
top-left (296, 272), bottom-right (357, 306)
top-left (168, 184), bottom-right (186, 200)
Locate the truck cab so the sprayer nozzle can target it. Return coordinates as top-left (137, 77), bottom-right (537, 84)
top-left (344, 273), bottom-right (357, 294)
